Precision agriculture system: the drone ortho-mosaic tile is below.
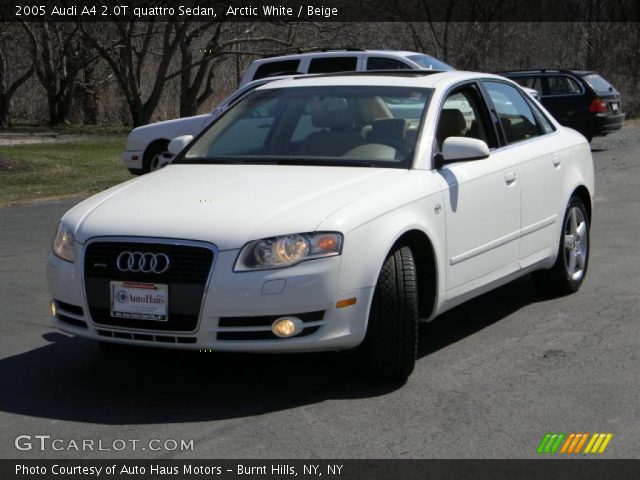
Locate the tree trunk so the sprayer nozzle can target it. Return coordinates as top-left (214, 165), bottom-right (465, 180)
top-left (0, 94), bottom-right (9, 128)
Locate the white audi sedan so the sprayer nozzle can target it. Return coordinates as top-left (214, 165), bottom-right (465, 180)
top-left (47, 71), bottom-right (593, 381)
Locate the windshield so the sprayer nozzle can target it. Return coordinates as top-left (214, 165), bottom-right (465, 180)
top-left (181, 85), bottom-right (432, 169)
top-left (407, 54), bottom-right (454, 71)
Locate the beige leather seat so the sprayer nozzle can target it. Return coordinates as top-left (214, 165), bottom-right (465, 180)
top-left (367, 118), bottom-right (408, 144)
top-left (298, 98), bottom-right (364, 156)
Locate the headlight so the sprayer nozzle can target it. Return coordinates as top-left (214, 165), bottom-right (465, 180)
top-left (235, 232), bottom-right (342, 271)
top-left (52, 222), bottom-right (75, 262)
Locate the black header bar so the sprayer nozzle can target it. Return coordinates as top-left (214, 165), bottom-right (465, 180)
top-left (3, 460), bottom-right (640, 480)
top-left (3, 0), bottom-right (640, 22)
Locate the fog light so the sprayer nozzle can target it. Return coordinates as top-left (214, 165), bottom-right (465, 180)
top-left (272, 317), bottom-right (302, 338)
top-left (50, 300), bottom-right (57, 317)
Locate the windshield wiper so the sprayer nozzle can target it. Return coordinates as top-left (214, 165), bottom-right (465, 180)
top-left (179, 156), bottom-right (380, 168)
top-left (179, 157), bottom-right (270, 165)
top-left (272, 158), bottom-right (377, 168)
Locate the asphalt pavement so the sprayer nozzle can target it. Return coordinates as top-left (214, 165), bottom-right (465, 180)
top-left (1, 129), bottom-right (639, 459)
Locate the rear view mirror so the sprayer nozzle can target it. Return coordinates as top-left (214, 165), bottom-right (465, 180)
top-left (167, 135), bottom-right (194, 157)
top-left (441, 137), bottom-right (490, 164)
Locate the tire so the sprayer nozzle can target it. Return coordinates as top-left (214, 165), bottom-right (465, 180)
top-left (361, 245), bottom-right (418, 381)
top-left (143, 141), bottom-right (170, 174)
top-left (533, 196), bottom-right (590, 295)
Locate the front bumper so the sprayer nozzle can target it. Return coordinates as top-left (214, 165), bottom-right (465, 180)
top-left (121, 150), bottom-right (144, 170)
top-left (46, 238), bottom-right (373, 352)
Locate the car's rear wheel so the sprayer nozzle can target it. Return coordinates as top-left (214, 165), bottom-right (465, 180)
top-left (533, 196), bottom-right (590, 294)
top-left (361, 245), bottom-right (418, 381)
top-left (143, 140), bottom-right (170, 173)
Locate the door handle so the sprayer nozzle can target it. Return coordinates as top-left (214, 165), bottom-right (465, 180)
top-left (552, 155), bottom-right (562, 167)
top-left (504, 171), bottom-right (516, 185)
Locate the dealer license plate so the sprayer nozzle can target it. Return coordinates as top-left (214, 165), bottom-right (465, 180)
top-left (110, 281), bottom-right (169, 321)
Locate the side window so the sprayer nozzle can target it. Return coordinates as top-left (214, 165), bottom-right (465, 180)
top-left (529, 102), bottom-right (555, 134)
top-left (437, 87), bottom-right (493, 150)
top-left (547, 75), bottom-right (582, 95)
top-left (367, 57), bottom-right (411, 70)
top-left (308, 57), bottom-right (358, 74)
top-left (512, 76), bottom-right (542, 93)
top-left (484, 81), bottom-right (542, 145)
top-left (253, 60), bottom-right (300, 80)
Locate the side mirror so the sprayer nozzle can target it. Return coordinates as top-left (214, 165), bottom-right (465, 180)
top-left (167, 135), bottom-right (194, 157)
top-left (440, 137), bottom-right (490, 164)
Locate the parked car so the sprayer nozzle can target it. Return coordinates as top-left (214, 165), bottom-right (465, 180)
top-left (122, 50), bottom-right (454, 175)
top-left (239, 48), bottom-right (454, 86)
top-left (121, 75), bottom-right (297, 174)
top-left (51, 71), bottom-right (594, 380)
top-left (500, 69), bottom-right (625, 142)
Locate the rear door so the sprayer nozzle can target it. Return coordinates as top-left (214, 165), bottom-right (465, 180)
top-left (482, 80), bottom-right (564, 268)
top-left (538, 74), bottom-right (585, 129)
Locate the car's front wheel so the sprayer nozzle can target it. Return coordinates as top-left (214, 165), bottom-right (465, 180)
top-left (143, 141), bottom-right (171, 173)
top-left (361, 245), bottom-right (418, 381)
top-left (533, 196), bottom-right (590, 294)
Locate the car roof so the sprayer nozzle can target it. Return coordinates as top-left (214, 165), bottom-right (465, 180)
top-left (253, 50), bottom-right (428, 63)
top-left (256, 70), bottom-right (509, 90)
top-left (499, 69), bottom-right (595, 76)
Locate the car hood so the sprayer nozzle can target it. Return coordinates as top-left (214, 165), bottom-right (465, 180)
top-left (125, 114), bottom-right (211, 149)
top-left (66, 164), bottom-right (410, 250)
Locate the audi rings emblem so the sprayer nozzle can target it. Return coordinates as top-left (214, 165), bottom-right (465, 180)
top-left (116, 251), bottom-right (170, 274)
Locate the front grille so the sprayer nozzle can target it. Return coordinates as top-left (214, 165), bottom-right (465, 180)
top-left (97, 329), bottom-right (197, 344)
top-left (84, 241), bottom-right (214, 332)
top-left (85, 242), bottom-right (212, 283)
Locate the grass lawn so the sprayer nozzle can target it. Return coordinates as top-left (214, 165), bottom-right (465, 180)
top-left (0, 136), bottom-right (133, 206)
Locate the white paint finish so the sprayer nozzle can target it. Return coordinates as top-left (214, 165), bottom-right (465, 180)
top-left (438, 146), bottom-right (521, 291)
top-left (442, 136), bottom-right (490, 162)
top-left (48, 71), bottom-right (594, 354)
top-left (516, 133), bottom-right (565, 260)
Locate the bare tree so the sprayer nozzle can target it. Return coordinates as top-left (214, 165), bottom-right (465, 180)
top-left (173, 22), bottom-right (227, 117)
top-left (21, 21), bottom-right (90, 125)
top-left (0, 24), bottom-right (34, 128)
top-left (81, 20), bottom-right (190, 126)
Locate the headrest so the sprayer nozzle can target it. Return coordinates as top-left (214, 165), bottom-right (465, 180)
top-left (310, 97), bottom-right (353, 129)
top-left (438, 109), bottom-right (466, 139)
top-left (368, 118), bottom-right (408, 142)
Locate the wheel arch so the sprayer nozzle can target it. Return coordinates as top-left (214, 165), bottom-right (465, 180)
top-left (571, 184), bottom-right (592, 224)
top-left (144, 138), bottom-right (171, 157)
top-left (391, 229), bottom-right (438, 320)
